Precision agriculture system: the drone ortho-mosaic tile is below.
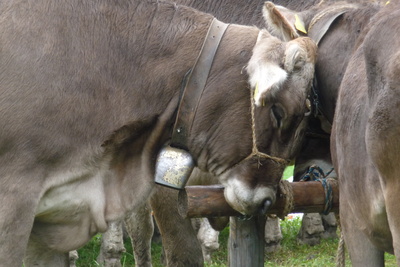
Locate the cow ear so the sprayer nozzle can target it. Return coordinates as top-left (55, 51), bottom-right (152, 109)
top-left (284, 38), bottom-right (317, 73)
top-left (246, 30), bottom-right (289, 107)
top-left (262, 1), bottom-right (306, 41)
top-left (251, 64), bottom-right (287, 107)
top-left (284, 41), bottom-right (303, 73)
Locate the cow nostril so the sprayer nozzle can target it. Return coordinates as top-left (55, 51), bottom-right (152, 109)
top-left (260, 199), bottom-right (272, 215)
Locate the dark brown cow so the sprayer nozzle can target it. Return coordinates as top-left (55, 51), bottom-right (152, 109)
top-left (0, 0), bottom-right (317, 266)
top-left (332, 2), bottom-right (400, 265)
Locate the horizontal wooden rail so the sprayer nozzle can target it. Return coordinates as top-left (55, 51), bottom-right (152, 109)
top-left (178, 181), bottom-right (339, 218)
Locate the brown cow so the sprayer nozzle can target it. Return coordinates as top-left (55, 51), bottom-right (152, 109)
top-left (263, 0), bottom-right (383, 245)
top-left (97, 0), bottom-right (387, 264)
top-left (261, 0), bottom-right (400, 265)
top-left (114, 1), bottom-right (383, 266)
top-left (115, 2), bottom-right (331, 266)
top-left (0, 0), bottom-right (317, 266)
top-left (332, 2), bottom-right (400, 266)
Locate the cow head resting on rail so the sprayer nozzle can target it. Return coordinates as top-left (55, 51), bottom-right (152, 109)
top-left (0, 0), bottom-right (316, 264)
top-left (216, 32), bottom-right (316, 214)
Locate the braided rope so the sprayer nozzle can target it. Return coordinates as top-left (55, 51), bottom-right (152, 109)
top-left (300, 165), bottom-right (336, 215)
top-left (335, 213), bottom-right (346, 267)
top-left (324, 178), bottom-right (338, 214)
top-left (248, 86), bottom-right (289, 166)
top-left (336, 231), bottom-right (346, 267)
top-left (276, 180), bottom-right (295, 220)
top-left (217, 86), bottom-right (289, 176)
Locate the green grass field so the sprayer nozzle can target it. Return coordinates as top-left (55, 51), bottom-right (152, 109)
top-left (76, 166), bottom-right (398, 266)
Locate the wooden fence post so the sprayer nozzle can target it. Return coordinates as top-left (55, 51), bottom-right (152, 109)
top-left (178, 181), bottom-right (339, 266)
top-left (228, 215), bottom-right (266, 267)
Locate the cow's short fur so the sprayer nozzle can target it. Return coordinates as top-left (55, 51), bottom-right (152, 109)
top-left (0, 0), bottom-right (317, 265)
top-left (332, 2), bottom-right (400, 266)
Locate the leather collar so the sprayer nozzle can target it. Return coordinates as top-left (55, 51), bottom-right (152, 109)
top-left (170, 18), bottom-right (229, 150)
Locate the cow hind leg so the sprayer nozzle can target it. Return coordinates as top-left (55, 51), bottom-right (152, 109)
top-left (97, 220), bottom-right (126, 267)
top-left (384, 186), bottom-right (400, 265)
top-left (24, 236), bottom-right (69, 267)
top-left (193, 218), bottom-right (220, 263)
top-left (340, 207), bottom-right (384, 267)
top-left (124, 202), bottom-right (154, 267)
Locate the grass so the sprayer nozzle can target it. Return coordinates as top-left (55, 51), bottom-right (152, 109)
top-left (282, 165), bottom-right (294, 180)
top-left (76, 166), bottom-right (398, 266)
top-left (266, 218), bottom-right (346, 267)
top-left (76, 218), bottom-right (398, 267)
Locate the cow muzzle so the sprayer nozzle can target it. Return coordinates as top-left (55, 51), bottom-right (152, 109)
top-left (223, 177), bottom-right (277, 215)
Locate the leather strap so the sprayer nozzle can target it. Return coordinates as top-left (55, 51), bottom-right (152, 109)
top-left (171, 18), bottom-right (229, 150)
top-left (308, 4), bottom-right (357, 45)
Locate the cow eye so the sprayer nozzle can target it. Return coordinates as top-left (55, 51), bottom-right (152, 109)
top-left (271, 104), bottom-right (284, 128)
top-left (305, 98), bottom-right (312, 116)
top-left (293, 59), bottom-right (305, 71)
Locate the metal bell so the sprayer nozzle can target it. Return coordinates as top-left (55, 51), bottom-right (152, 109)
top-left (154, 145), bottom-right (194, 189)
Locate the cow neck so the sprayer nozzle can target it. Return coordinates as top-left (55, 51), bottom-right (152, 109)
top-left (170, 18), bottom-right (228, 150)
top-left (303, 6), bottom-right (358, 132)
top-left (170, 20), bottom-right (288, 176)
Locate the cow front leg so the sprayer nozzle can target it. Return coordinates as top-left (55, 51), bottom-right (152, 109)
top-left (69, 250), bottom-right (79, 267)
top-left (340, 204), bottom-right (384, 267)
top-left (192, 218), bottom-right (220, 263)
top-left (320, 212), bottom-right (338, 239)
top-left (264, 216), bottom-right (282, 253)
top-left (296, 213), bottom-right (324, 245)
top-left (124, 202), bottom-right (154, 267)
top-left (151, 185), bottom-right (203, 267)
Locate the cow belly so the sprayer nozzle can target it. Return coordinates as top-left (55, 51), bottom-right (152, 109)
top-left (34, 172), bottom-right (108, 252)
